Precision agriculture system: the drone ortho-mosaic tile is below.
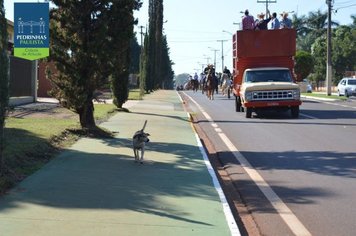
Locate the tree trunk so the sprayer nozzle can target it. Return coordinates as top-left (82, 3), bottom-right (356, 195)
top-left (78, 99), bottom-right (96, 129)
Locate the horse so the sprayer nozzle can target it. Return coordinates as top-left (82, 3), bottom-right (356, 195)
top-left (206, 71), bottom-right (216, 100)
top-left (221, 73), bottom-right (232, 97)
top-left (189, 79), bottom-right (199, 92)
top-left (200, 75), bottom-right (206, 94)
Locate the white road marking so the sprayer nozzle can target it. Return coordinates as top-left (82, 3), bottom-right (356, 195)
top-left (183, 92), bottom-right (312, 236)
top-left (184, 111), bottom-right (241, 236)
top-left (215, 128), bottom-right (223, 133)
top-left (211, 123), bottom-right (219, 128)
top-left (300, 113), bottom-right (318, 119)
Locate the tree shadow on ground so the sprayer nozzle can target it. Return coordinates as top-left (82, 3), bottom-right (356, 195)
top-left (0, 138), bottom-right (222, 227)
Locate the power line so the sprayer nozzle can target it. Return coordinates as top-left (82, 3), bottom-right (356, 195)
top-left (334, 3), bottom-right (356, 12)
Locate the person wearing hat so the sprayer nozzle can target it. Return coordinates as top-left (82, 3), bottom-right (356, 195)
top-left (254, 10), bottom-right (271, 30)
top-left (280, 11), bottom-right (292, 28)
top-left (242, 9), bottom-right (255, 30)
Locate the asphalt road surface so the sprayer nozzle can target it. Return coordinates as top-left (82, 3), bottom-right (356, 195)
top-left (181, 90), bottom-right (356, 236)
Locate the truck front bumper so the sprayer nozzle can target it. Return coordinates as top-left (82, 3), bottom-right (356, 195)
top-left (243, 100), bottom-right (302, 108)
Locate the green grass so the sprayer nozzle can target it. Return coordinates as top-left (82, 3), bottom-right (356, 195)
top-left (302, 92), bottom-right (347, 101)
top-left (94, 103), bottom-right (117, 121)
top-left (128, 89), bottom-right (142, 100)
top-left (0, 104), bottom-right (119, 193)
top-left (4, 117), bottom-right (78, 157)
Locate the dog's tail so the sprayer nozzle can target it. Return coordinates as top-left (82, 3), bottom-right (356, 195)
top-left (141, 120), bottom-right (147, 132)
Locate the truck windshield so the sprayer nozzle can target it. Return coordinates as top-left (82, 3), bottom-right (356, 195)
top-left (245, 70), bottom-right (292, 83)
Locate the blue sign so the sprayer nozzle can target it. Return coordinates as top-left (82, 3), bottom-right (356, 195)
top-left (14, 3), bottom-right (49, 60)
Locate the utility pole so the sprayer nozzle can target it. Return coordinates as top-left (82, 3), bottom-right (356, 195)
top-left (326, 0), bottom-right (333, 96)
top-left (208, 47), bottom-right (219, 70)
top-left (138, 25), bottom-right (145, 47)
top-left (203, 55), bottom-right (211, 65)
top-left (217, 40), bottom-right (228, 72)
top-left (197, 62), bottom-right (205, 73)
top-left (257, 0), bottom-right (276, 17)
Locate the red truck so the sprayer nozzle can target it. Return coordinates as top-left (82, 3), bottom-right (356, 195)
top-left (232, 29), bottom-right (302, 118)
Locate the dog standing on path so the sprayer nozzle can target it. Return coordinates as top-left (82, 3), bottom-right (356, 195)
top-left (132, 120), bottom-right (150, 164)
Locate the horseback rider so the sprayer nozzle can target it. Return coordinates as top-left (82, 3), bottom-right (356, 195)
top-left (223, 66), bottom-right (231, 78)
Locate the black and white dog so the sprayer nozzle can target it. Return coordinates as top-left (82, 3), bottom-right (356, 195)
top-left (132, 120), bottom-right (150, 164)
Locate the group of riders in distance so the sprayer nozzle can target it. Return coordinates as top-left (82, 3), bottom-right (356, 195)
top-left (182, 65), bottom-right (233, 100)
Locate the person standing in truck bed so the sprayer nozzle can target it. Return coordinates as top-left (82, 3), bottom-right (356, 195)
top-left (242, 9), bottom-right (255, 30)
top-left (280, 11), bottom-right (292, 28)
top-left (254, 11), bottom-right (271, 30)
top-left (270, 12), bottom-right (280, 30)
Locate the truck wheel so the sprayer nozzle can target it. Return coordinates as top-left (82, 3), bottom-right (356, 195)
top-left (235, 96), bottom-right (241, 112)
top-left (245, 107), bottom-right (252, 118)
top-left (291, 106), bottom-right (299, 118)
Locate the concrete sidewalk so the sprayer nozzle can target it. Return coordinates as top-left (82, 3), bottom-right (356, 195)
top-left (0, 90), bottom-right (239, 236)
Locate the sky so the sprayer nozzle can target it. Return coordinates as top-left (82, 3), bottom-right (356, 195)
top-left (4, 0), bottom-right (356, 76)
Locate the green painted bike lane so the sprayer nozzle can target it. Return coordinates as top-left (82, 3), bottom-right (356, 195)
top-left (0, 90), bottom-right (239, 236)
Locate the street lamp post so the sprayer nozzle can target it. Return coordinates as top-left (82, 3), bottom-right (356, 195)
top-left (222, 30), bottom-right (233, 35)
top-left (203, 54), bottom-right (211, 65)
top-left (217, 40), bottom-right (228, 72)
top-left (197, 61), bottom-right (204, 73)
top-left (208, 47), bottom-right (219, 70)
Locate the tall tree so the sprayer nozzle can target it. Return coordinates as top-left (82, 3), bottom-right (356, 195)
top-left (0, 0), bottom-right (9, 174)
top-left (311, 35), bottom-right (327, 86)
top-left (140, 32), bottom-right (149, 96)
top-left (48, 0), bottom-right (140, 128)
top-left (160, 35), bottom-right (174, 89)
top-left (351, 15), bottom-right (356, 28)
top-left (294, 50), bottom-right (314, 82)
top-left (108, 0), bottom-right (141, 108)
top-left (332, 25), bottom-right (356, 82)
top-left (154, 0), bottom-right (163, 88)
top-left (296, 10), bottom-right (338, 52)
top-left (130, 35), bottom-right (141, 75)
top-left (144, 0), bottom-right (163, 92)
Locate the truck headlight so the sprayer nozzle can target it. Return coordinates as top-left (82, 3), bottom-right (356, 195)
top-left (245, 91), bottom-right (252, 101)
top-left (293, 89), bottom-right (300, 100)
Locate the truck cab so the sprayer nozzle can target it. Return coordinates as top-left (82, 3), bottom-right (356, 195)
top-left (238, 67), bottom-right (301, 118)
top-left (232, 29), bottom-right (301, 118)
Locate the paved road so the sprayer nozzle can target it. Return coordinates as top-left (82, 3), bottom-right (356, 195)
top-left (181, 91), bottom-right (356, 236)
top-left (0, 90), bottom-right (239, 236)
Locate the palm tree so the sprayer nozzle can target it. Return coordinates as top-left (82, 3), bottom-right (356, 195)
top-left (351, 15), bottom-right (356, 28)
top-left (292, 14), bottom-right (308, 37)
top-left (297, 10), bottom-right (339, 52)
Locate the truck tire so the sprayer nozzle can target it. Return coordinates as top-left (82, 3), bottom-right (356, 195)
top-left (235, 96), bottom-right (241, 112)
top-left (291, 106), bottom-right (299, 118)
top-left (245, 107), bottom-right (252, 118)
